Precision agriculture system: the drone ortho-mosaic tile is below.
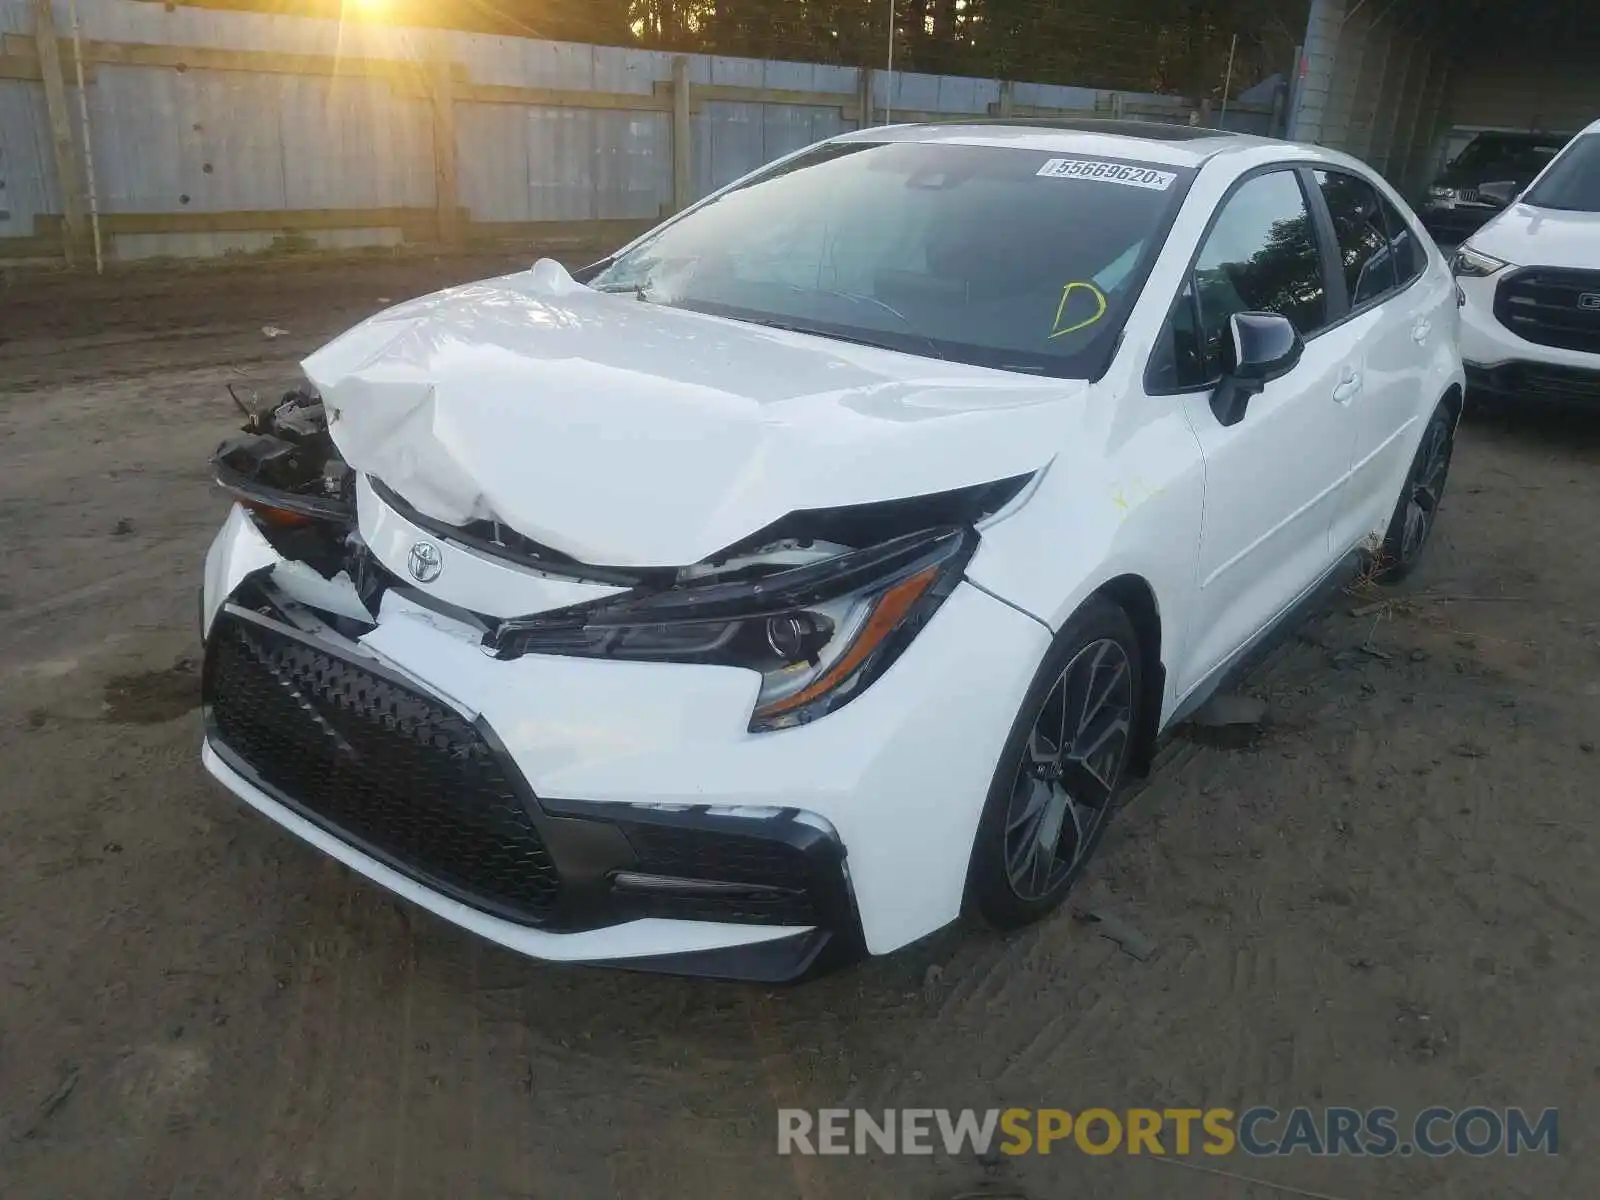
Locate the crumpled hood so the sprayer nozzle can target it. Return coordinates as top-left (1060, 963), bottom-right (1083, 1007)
top-left (303, 262), bottom-right (1085, 568)
top-left (1470, 204), bottom-right (1600, 270)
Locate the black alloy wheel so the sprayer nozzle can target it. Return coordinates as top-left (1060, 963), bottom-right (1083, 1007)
top-left (970, 598), bottom-right (1141, 928)
top-left (1379, 400), bottom-right (1457, 583)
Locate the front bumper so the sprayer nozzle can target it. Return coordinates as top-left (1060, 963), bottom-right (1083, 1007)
top-left (1457, 271), bottom-right (1600, 406)
top-left (1465, 361), bottom-right (1600, 408)
top-left (202, 741), bottom-right (833, 981)
top-left (200, 505), bottom-right (1050, 977)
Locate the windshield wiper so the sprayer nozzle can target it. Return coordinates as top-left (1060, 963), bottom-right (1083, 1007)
top-left (755, 283), bottom-right (948, 362)
top-left (594, 281), bottom-right (948, 362)
top-left (743, 316), bottom-right (950, 362)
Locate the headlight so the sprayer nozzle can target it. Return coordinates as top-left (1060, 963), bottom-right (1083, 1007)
top-left (485, 526), bottom-right (976, 731)
top-left (1427, 186), bottom-right (1459, 205)
top-left (1451, 246), bottom-right (1508, 278)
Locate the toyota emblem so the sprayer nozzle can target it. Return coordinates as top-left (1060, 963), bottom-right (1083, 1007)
top-left (407, 540), bottom-right (444, 583)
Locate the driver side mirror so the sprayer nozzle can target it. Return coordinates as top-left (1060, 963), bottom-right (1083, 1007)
top-left (1477, 180), bottom-right (1520, 207)
top-left (1211, 312), bottom-right (1304, 427)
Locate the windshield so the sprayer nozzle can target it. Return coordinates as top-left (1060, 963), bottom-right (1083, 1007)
top-left (1522, 135), bottom-right (1600, 212)
top-left (590, 140), bottom-right (1194, 379)
top-left (1449, 134), bottom-right (1565, 179)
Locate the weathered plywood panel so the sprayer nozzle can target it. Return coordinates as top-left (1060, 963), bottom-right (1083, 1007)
top-left (591, 109), bottom-right (669, 219)
top-left (702, 98), bottom-right (762, 192)
top-left (0, 0), bottom-right (31, 36)
top-left (0, 76), bottom-right (57, 234)
top-left (524, 105), bottom-right (596, 221)
top-left (456, 100), bottom-right (529, 221)
top-left (1015, 81), bottom-right (1101, 111)
top-left (277, 74), bottom-right (432, 211)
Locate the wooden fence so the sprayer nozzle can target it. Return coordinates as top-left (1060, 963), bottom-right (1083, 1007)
top-left (0, 0), bottom-right (1281, 266)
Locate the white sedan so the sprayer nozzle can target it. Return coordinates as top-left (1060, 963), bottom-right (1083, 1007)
top-left (200, 120), bottom-right (1464, 981)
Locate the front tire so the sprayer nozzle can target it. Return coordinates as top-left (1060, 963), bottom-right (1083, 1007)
top-left (1376, 399), bottom-right (1457, 583)
top-left (968, 597), bottom-right (1142, 930)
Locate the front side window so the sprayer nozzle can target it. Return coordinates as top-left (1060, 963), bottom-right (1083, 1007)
top-left (1147, 279), bottom-right (1206, 391)
top-left (1522, 135), bottom-right (1600, 212)
top-left (1315, 169), bottom-right (1397, 308)
top-left (1191, 170), bottom-right (1328, 377)
top-left (590, 141), bottom-right (1195, 379)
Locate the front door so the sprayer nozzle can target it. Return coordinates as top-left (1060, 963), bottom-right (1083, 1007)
top-left (1165, 168), bottom-right (1361, 699)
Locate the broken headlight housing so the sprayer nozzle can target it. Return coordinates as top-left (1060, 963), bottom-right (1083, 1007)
top-left (485, 526), bottom-right (977, 731)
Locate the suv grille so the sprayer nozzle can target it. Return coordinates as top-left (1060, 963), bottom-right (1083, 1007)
top-left (205, 612), bottom-right (560, 923)
top-left (1494, 268), bottom-right (1600, 354)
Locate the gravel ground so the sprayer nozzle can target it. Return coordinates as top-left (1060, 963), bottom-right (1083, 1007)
top-left (1, 256), bottom-right (1596, 1200)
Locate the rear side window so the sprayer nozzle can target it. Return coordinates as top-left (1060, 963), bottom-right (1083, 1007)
top-left (1315, 170), bottom-right (1397, 307)
top-left (1192, 170), bottom-right (1328, 374)
top-left (1377, 193), bottom-right (1426, 286)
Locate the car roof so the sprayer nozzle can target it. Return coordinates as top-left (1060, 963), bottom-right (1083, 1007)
top-left (833, 117), bottom-right (1298, 169)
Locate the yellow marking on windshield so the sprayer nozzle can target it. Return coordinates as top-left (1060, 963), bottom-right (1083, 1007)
top-left (1049, 281), bottom-right (1109, 339)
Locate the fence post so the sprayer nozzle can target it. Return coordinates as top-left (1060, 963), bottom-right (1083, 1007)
top-left (997, 78), bottom-right (1015, 117)
top-left (857, 65), bottom-right (874, 127)
top-left (32, 0), bottom-right (84, 265)
top-left (428, 52), bottom-right (459, 245)
top-left (671, 56), bottom-right (693, 212)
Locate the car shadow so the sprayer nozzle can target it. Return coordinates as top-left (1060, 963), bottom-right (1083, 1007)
top-left (1464, 395), bottom-right (1600, 457)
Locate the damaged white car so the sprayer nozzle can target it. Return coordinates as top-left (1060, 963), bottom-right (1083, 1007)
top-left (200, 121), bottom-right (1464, 980)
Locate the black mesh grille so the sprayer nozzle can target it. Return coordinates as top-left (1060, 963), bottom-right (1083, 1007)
top-left (614, 886), bottom-right (819, 926)
top-left (1469, 361), bottom-right (1600, 405)
top-left (206, 612), bottom-right (559, 923)
top-left (617, 822), bottom-right (820, 926)
top-left (1515, 363), bottom-right (1600, 403)
top-left (1494, 268), bottom-right (1600, 354)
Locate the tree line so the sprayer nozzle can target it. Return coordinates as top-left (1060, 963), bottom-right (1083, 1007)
top-left (197, 1), bottom-right (1308, 98)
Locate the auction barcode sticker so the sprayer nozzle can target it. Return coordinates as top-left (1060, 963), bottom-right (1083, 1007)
top-left (1036, 159), bottom-right (1177, 190)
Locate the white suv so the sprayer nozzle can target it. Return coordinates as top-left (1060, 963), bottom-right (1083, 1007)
top-left (1454, 117), bottom-right (1600, 407)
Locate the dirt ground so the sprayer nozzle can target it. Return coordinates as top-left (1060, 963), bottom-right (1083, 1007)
top-left (1, 256), bottom-right (1596, 1200)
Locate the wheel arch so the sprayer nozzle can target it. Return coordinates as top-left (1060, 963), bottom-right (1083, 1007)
top-left (1091, 573), bottom-right (1166, 779)
top-left (1441, 381), bottom-right (1464, 424)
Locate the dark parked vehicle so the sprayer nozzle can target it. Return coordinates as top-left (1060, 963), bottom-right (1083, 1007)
top-left (1418, 131), bottom-right (1569, 243)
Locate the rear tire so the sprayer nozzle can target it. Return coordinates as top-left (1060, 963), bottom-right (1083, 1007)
top-left (968, 598), bottom-right (1142, 930)
top-left (1376, 400), bottom-right (1457, 584)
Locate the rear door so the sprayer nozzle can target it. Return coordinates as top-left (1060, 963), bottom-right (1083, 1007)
top-left (1310, 168), bottom-right (1440, 554)
top-left (1149, 167), bottom-right (1364, 700)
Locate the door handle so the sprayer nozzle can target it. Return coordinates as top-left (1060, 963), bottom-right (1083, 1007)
top-left (1332, 371), bottom-right (1362, 404)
